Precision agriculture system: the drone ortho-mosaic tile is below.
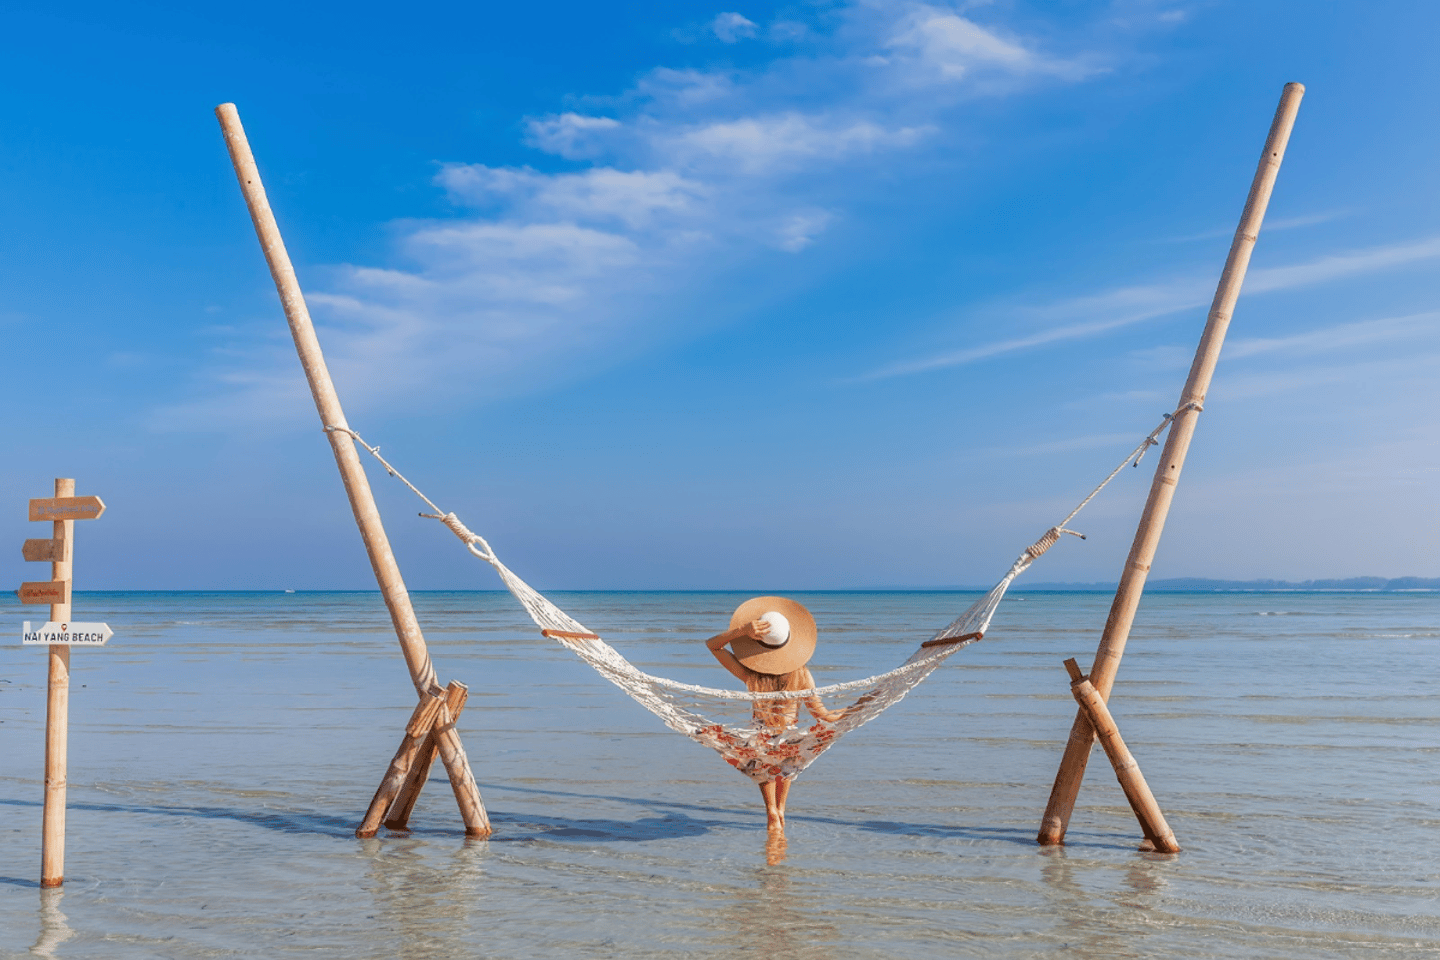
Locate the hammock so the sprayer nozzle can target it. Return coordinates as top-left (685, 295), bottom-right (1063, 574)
top-left (335, 410), bottom-right (1184, 783)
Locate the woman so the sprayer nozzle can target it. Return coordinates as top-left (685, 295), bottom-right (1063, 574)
top-left (706, 596), bottom-right (845, 833)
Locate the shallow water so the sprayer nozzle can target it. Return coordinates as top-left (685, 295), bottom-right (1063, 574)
top-left (2, 589), bottom-right (1437, 958)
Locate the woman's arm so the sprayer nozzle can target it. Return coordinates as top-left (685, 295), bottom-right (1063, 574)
top-left (706, 621), bottom-right (768, 683)
top-left (798, 668), bottom-right (847, 723)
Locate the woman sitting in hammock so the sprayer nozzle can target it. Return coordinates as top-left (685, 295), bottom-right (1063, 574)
top-left (706, 597), bottom-right (846, 833)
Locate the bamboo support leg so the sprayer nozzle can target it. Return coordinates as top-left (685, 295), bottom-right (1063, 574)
top-left (433, 704), bottom-right (491, 838)
top-left (384, 681), bottom-right (468, 831)
top-left (356, 694), bottom-right (448, 838)
top-left (1064, 659), bottom-right (1180, 853)
top-left (1038, 82), bottom-right (1304, 845)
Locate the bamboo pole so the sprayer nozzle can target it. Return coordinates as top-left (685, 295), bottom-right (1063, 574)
top-left (356, 693), bottom-right (447, 838)
top-left (1037, 82), bottom-right (1304, 846)
top-left (214, 103), bottom-right (439, 700)
top-left (216, 103), bottom-right (489, 835)
top-left (41, 478), bottom-right (74, 889)
top-left (1064, 659), bottom-right (1179, 853)
top-left (433, 695), bottom-right (491, 838)
top-left (384, 681), bottom-right (468, 831)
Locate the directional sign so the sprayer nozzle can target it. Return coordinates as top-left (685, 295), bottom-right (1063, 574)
top-left (18, 581), bottom-right (70, 605)
top-left (29, 497), bottom-right (105, 522)
top-left (22, 538), bottom-right (66, 563)
top-left (22, 621), bottom-right (113, 646)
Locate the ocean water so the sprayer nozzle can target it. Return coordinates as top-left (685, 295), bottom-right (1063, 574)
top-left (1, 589), bottom-right (1437, 958)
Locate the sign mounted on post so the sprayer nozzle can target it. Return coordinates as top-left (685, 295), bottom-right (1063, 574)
top-left (22, 539), bottom-right (66, 563)
top-left (22, 622), bottom-right (113, 646)
top-left (18, 581), bottom-right (70, 605)
top-left (20, 478), bottom-right (108, 888)
top-left (28, 497), bottom-right (105, 522)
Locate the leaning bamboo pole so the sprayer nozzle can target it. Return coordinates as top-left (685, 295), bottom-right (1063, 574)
top-left (214, 103), bottom-right (440, 699)
top-left (40, 478), bottom-right (74, 888)
top-left (1037, 82), bottom-right (1304, 846)
top-left (216, 103), bottom-right (490, 837)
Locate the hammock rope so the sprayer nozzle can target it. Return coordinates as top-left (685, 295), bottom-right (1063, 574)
top-left (326, 409), bottom-right (1185, 783)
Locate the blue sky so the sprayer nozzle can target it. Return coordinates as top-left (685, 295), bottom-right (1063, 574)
top-left (1, 0), bottom-right (1436, 590)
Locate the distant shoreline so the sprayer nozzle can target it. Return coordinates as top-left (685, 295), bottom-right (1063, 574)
top-left (7, 577), bottom-right (1439, 596)
top-left (1013, 576), bottom-right (1440, 593)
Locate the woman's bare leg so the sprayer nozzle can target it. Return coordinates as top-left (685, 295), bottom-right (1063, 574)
top-left (759, 779), bottom-right (783, 832)
top-left (775, 778), bottom-right (791, 825)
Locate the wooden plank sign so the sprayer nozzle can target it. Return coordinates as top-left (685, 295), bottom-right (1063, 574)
top-left (23, 539), bottom-right (66, 563)
top-left (18, 581), bottom-right (70, 605)
top-left (22, 621), bottom-right (113, 646)
top-left (29, 497), bottom-right (105, 522)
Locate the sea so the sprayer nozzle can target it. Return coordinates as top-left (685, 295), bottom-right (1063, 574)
top-left (1, 589), bottom-right (1436, 959)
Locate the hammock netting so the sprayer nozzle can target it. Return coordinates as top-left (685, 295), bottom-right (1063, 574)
top-left (338, 408), bottom-right (1183, 783)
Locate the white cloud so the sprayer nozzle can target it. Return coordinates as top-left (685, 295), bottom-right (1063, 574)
top-left (859, 236), bottom-right (1440, 381)
top-left (885, 9), bottom-right (1035, 79)
top-left (1225, 311), bottom-right (1440, 360)
top-left (173, 2), bottom-right (1114, 428)
top-left (662, 113), bottom-right (932, 174)
top-left (524, 113), bottom-right (622, 160)
top-left (712, 12), bottom-right (758, 43)
top-left (1244, 235), bottom-right (1440, 294)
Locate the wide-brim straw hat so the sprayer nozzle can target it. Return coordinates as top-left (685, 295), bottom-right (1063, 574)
top-left (728, 596), bottom-right (817, 676)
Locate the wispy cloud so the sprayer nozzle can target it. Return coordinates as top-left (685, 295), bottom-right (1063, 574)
top-left (1164, 208), bottom-right (1354, 243)
top-left (711, 12), bottom-right (758, 44)
top-left (169, 2), bottom-right (1114, 428)
top-left (858, 235), bottom-right (1440, 382)
top-left (1225, 310), bottom-right (1440, 359)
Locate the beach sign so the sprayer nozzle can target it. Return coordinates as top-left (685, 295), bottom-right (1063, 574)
top-left (23, 538), bottom-right (66, 562)
top-left (18, 580), bottom-right (70, 605)
top-left (22, 621), bottom-right (113, 646)
top-left (29, 496), bottom-right (105, 522)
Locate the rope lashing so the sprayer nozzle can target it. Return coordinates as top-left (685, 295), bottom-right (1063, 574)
top-left (423, 511), bottom-right (496, 562)
top-left (1023, 526), bottom-right (1086, 563)
top-left (1053, 404), bottom-right (1194, 530)
top-left (1132, 402), bottom-right (1204, 468)
top-left (324, 425), bottom-right (498, 561)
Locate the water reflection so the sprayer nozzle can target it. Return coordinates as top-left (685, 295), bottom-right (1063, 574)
top-left (363, 838), bottom-right (488, 959)
top-left (709, 839), bottom-right (841, 959)
top-left (1038, 844), bottom-right (1176, 959)
top-left (31, 889), bottom-right (75, 958)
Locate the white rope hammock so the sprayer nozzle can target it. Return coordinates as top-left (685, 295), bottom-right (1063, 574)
top-left (332, 408), bottom-right (1187, 783)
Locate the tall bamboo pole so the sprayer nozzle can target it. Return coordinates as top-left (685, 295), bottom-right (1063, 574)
top-left (1037, 82), bottom-right (1305, 846)
top-left (214, 104), bottom-right (440, 699)
top-left (41, 478), bottom-right (74, 888)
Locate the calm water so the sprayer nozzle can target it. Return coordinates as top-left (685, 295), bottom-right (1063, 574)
top-left (1, 589), bottom-right (1437, 958)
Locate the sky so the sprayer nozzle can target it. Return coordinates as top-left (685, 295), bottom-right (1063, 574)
top-left (1, 0), bottom-right (1436, 591)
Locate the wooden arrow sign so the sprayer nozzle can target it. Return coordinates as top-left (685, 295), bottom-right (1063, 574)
top-left (18, 581), bottom-right (70, 605)
top-left (29, 497), bottom-right (105, 522)
top-left (23, 539), bottom-right (67, 563)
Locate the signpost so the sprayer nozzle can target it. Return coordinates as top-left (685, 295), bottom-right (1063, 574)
top-left (23, 623), bottom-right (113, 646)
top-left (16, 479), bottom-right (110, 888)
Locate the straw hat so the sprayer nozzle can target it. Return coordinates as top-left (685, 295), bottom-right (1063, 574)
top-left (728, 596), bottom-right (817, 676)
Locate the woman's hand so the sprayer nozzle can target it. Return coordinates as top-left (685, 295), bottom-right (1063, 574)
top-left (741, 619), bottom-right (771, 641)
top-left (706, 619), bottom-right (771, 652)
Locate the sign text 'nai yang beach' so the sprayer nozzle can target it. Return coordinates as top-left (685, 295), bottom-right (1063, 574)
top-left (22, 621), bottom-right (114, 646)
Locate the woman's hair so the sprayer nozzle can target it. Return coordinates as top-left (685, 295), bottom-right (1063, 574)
top-left (742, 666), bottom-right (812, 693)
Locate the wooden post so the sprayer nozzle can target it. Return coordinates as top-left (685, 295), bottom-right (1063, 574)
top-left (1063, 659), bottom-right (1179, 853)
top-left (214, 103), bottom-right (439, 699)
top-left (384, 681), bottom-right (468, 831)
top-left (41, 478), bottom-right (74, 888)
top-left (215, 102), bottom-right (489, 837)
top-left (356, 693), bottom-right (447, 838)
top-left (1038, 82), bottom-right (1305, 845)
top-left (432, 697), bottom-right (491, 838)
